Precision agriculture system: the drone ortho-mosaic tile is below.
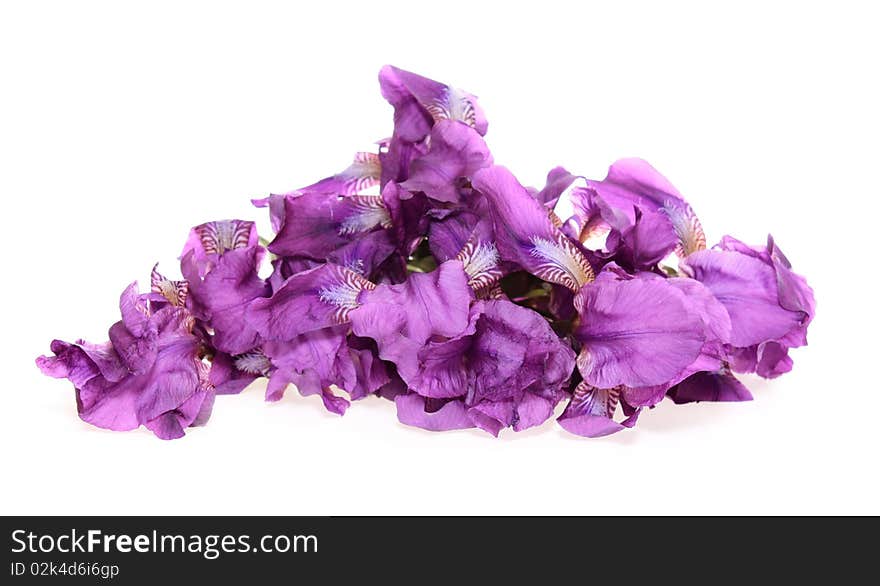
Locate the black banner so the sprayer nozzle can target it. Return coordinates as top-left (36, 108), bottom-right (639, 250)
top-left (0, 516), bottom-right (871, 583)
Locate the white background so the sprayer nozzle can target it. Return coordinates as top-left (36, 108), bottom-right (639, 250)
top-left (2, 1), bottom-right (877, 515)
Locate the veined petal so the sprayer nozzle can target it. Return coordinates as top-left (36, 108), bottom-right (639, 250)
top-left (381, 65), bottom-right (488, 136)
top-left (681, 249), bottom-right (804, 347)
top-left (349, 261), bottom-right (473, 384)
top-left (337, 195), bottom-right (393, 235)
top-left (556, 381), bottom-right (636, 438)
top-left (455, 238), bottom-right (502, 293)
top-left (588, 158), bottom-right (706, 258)
top-left (300, 152), bottom-right (382, 195)
top-left (473, 165), bottom-right (594, 291)
top-left (248, 263), bottom-right (376, 342)
top-left (268, 193), bottom-right (391, 258)
top-left (151, 263), bottom-right (189, 307)
top-left (182, 219), bottom-right (258, 260)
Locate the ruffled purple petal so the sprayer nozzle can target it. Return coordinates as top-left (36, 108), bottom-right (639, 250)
top-left (350, 261), bottom-right (473, 383)
top-left (400, 120), bottom-right (493, 203)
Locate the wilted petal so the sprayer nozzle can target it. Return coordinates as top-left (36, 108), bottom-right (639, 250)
top-left (183, 246), bottom-right (269, 355)
top-left (474, 165), bottom-right (594, 291)
top-left (262, 327), bottom-right (355, 414)
top-left (468, 300), bottom-right (574, 405)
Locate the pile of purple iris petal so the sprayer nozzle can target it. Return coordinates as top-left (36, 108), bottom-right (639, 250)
top-left (37, 66), bottom-right (815, 440)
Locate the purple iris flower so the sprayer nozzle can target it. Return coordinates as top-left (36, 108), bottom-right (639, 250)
top-left (583, 158), bottom-right (707, 258)
top-left (37, 65), bottom-right (816, 440)
top-left (37, 282), bottom-right (214, 440)
top-left (181, 220), bottom-right (270, 356)
top-left (393, 298), bottom-right (576, 436)
top-left (680, 235), bottom-right (815, 378)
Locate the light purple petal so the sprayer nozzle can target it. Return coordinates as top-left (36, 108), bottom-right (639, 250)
top-left (394, 394), bottom-right (475, 432)
top-left (574, 272), bottom-right (706, 388)
top-left (681, 249), bottom-right (804, 347)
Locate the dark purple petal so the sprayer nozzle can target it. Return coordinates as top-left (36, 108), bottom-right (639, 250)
top-left (380, 181), bottom-right (429, 256)
top-left (669, 370), bottom-right (754, 404)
